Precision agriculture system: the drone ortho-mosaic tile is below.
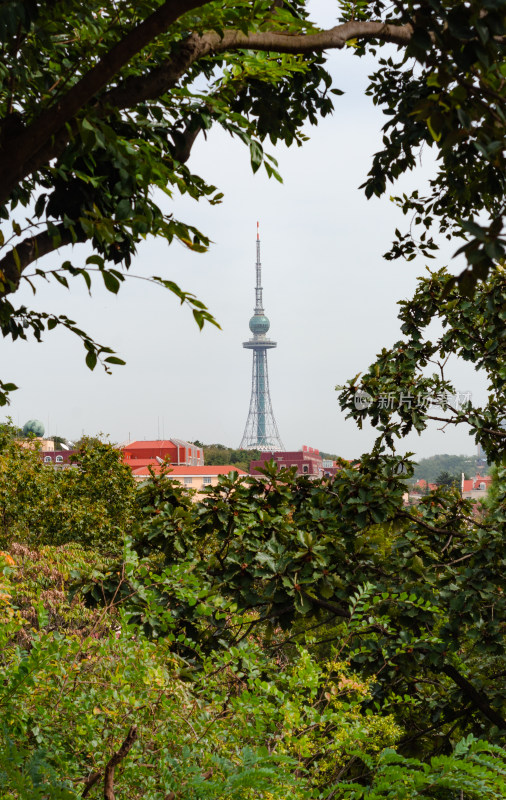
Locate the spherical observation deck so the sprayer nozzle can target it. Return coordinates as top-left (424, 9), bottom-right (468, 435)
top-left (249, 314), bottom-right (270, 335)
top-left (23, 419), bottom-right (45, 437)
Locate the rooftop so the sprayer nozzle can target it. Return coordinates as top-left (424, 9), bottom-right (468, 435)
top-left (122, 439), bottom-right (196, 450)
top-left (131, 465), bottom-right (247, 477)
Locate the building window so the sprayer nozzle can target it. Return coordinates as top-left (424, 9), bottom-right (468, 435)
top-left (302, 465), bottom-right (309, 474)
top-left (184, 477), bottom-right (192, 485)
top-left (479, 482), bottom-right (486, 490)
top-left (203, 477), bottom-right (212, 485)
top-left (56, 455), bottom-right (63, 463)
top-left (44, 455), bottom-right (52, 463)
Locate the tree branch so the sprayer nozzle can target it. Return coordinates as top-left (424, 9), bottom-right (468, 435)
top-left (302, 591), bottom-right (351, 618)
top-left (82, 770), bottom-right (102, 798)
top-left (213, 20), bottom-right (415, 52)
top-left (0, 224), bottom-right (77, 298)
top-left (0, 0), bottom-right (214, 206)
top-left (0, 17), bottom-right (417, 206)
top-left (104, 725), bottom-right (138, 800)
top-left (399, 510), bottom-right (456, 537)
top-left (169, 114), bottom-right (210, 164)
top-left (102, 21), bottom-right (415, 111)
top-left (442, 664), bottom-right (506, 730)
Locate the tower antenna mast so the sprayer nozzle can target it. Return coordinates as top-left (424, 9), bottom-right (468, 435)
top-left (239, 223), bottom-right (284, 451)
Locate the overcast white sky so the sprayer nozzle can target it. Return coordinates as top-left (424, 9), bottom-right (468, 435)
top-left (2, 2), bottom-right (485, 459)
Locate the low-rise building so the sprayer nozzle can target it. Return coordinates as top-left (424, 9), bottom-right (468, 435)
top-left (412, 479), bottom-right (439, 493)
top-left (461, 473), bottom-right (492, 500)
top-left (121, 439), bottom-right (204, 468)
top-left (250, 446), bottom-right (324, 478)
top-left (40, 450), bottom-right (76, 467)
top-left (130, 464), bottom-right (247, 497)
top-left (19, 437), bottom-right (56, 451)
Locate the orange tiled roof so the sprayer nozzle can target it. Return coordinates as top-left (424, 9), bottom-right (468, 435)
top-left (463, 475), bottom-right (492, 491)
top-left (123, 440), bottom-right (178, 449)
top-left (131, 465), bottom-right (247, 477)
top-left (124, 458), bottom-right (164, 468)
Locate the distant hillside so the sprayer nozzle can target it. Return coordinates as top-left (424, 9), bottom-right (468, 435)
top-left (411, 453), bottom-right (484, 483)
top-left (198, 444), bottom-right (262, 473)
top-left (320, 451), bottom-right (340, 462)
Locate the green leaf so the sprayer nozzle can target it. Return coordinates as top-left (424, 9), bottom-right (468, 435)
top-left (249, 141), bottom-right (263, 173)
top-left (86, 255), bottom-right (105, 268)
top-left (103, 356), bottom-right (126, 365)
top-left (102, 270), bottom-right (121, 294)
top-left (85, 350), bottom-right (97, 370)
top-left (53, 273), bottom-right (69, 288)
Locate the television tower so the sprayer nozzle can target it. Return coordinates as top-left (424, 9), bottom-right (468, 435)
top-left (239, 224), bottom-right (284, 451)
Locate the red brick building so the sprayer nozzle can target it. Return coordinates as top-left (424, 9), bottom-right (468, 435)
top-left (40, 449), bottom-right (76, 467)
top-left (250, 446), bottom-right (325, 478)
top-left (121, 439), bottom-right (203, 468)
top-left (461, 473), bottom-right (492, 499)
top-left (413, 479), bottom-right (439, 493)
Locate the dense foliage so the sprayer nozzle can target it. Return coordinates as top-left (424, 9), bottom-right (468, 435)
top-left (0, 426), bottom-right (505, 798)
top-left (110, 453), bottom-right (505, 750)
top-left (0, 427), bottom-right (135, 551)
top-left (338, 265), bottom-right (506, 464)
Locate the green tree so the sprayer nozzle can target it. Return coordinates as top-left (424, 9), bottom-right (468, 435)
top-left (484, 464), bottom-right (506, 511)
top-left (339, 266), bottom-right (506, 464)
top-left (0, 428), bottom-right (136, 551)
top-left (434, 470), bottom-right (460, 488)
top-left (0, 547), bottom-right (403, 800)
top-left (0, 1), bottom-right (504, 403)
top-left (203, 443), bottom-right (262, 471)
top-left (4, 544), bottom-right (506, 800)
top-left (81, 441), bottom-right (500, 758)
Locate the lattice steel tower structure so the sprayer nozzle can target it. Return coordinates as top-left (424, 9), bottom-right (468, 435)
top-left (239, 224), bottom-right (284, 451)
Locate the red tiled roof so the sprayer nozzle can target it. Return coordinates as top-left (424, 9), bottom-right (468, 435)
top-left (123, 440), bottom-right (178, 450)
top-left (462, 475), bottom-right (492, 491)
top-left (124, 458), bottom-right (163, 469)
top-left (131, 465), bottom-right (247, 477)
